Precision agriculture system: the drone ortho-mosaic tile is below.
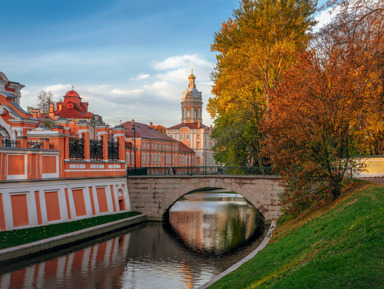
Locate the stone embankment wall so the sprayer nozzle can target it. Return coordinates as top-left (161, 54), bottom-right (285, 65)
top-left (0, 177), bottom-right (131, 231)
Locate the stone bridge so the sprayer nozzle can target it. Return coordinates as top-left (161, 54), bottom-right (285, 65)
top-left (127, 175), bottom-right (283, 222)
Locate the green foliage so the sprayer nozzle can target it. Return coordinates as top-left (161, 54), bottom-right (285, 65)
top-left (0, 211), bottom-right (141, 250)
top-left (209, 0), bottom-right (317, 167)
top-left (208, 184), bottom-right (384, 288)
top-left (212, 109), bottom-right (264, 167)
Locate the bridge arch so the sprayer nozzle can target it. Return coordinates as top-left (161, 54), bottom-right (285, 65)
top-left (162, 180), bottom-right (266, 220)
top-left (127, 175), bottom-right (283, 222)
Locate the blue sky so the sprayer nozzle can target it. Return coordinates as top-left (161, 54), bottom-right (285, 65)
top-left (1, 0), bottom-right (330, 127)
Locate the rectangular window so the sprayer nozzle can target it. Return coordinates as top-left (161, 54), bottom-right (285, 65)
top-left (186, 134), bottom-right (190, 140)
top-left (131, 152), bottom-right (134, 164)
top-left (147, 153), bottom-right (149, 163)
top-left (154, 154), bottom-right (157, 164)
top-left (142, 153), bottom-right (145, 165)
top-left (180, 134), bottom-right (184, 140)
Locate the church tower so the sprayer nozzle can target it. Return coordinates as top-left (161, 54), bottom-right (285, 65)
top-left (181, 69), bottom-right (203, 124)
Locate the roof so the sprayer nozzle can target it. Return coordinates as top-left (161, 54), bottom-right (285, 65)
top-left (65, 90), bottom-right (80, 97)
top-left (53, 89), bottom-right (92, 119)
top-left (122, 121), bottom-right (175, 141)
top-left (177, 141), bottom-right (194, 153)
top-left (122, 121), bottom-right (195, 153)
top-left (167, 122), bottom-right (210, 130)
top-left (54, 108), bottom-right (93, 119)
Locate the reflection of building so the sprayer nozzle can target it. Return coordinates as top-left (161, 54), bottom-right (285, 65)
top-left (168, 194), bottom-right (258, 253)
top-left (122, 121), bottom-right (195, 170)
top-left (0, 234), bottom-right (131, 289)
top-left (166, 71), bottom-right (216, 167)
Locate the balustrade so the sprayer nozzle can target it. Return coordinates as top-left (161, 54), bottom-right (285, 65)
top-left (1, 139), bottom-right (20, 148)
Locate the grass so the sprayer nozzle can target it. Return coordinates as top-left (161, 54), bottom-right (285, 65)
top-left (208, 181), bottom-right (384, 289)
top-left (0, 211), bottom-right (141, 250)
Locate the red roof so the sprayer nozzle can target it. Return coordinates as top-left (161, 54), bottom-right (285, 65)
top-left (53, 89), bottom-right (92, 119)
top-left (122, 121), bottom-right (175, 141)
top-left (65, 90), bottom-right (80, 97)
top-left (122, 121), bottom-right (194, 153)
top-left (54, 108), bottom-right (93, 119)
top-left (167, 122), bottom-right (210, 130)
top-left (178, 141), bottom-right (195, 153)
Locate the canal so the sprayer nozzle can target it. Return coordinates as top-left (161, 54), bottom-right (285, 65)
top-left (0, 189), bottom-right (266, 289)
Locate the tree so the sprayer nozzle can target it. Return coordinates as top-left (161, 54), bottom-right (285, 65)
top-left (324, 0), bottom-right (384, 155)
top-left (208, 0), bottom-right (317, 167)
top-left (263, 0), bottom-right (384, 214)
top-left (36, 90), bottom-right (55, 113)
top-left (153, 124), bottom-right (166, 134)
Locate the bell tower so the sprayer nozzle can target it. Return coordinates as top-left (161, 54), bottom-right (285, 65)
top-left (181, 68), bottom-right (203, 124)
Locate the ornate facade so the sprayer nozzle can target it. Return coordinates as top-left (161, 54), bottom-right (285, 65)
top-left (0, 72), bottom-right (130, 232)
top-left (166, 71), bottom-right (216, 167)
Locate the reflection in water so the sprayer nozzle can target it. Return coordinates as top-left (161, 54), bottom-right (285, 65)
top-left (168, 191), bottom-right (262, 256)
top-left (0, 190), bottom-right (265, 289)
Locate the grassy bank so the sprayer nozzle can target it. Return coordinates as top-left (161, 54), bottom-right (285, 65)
top-left (209, 182), bottom-right (384, 288)
top-left (0, 211), bottom-right (141, 250)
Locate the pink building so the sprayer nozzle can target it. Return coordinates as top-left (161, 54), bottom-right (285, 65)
top-left (122, 121), bottom-right (195, 173)
top-left (0, 72), bottom-right (130, 231)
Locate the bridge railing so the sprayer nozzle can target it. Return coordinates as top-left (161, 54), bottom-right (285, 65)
top-left (127, 166), bottom-right (274, 176)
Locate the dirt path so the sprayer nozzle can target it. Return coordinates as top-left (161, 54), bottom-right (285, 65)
top-left (359, 177), bottom-right (384, 186)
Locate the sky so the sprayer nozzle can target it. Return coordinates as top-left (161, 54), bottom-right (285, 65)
top-left (1, 0), bottom-right (331, 128)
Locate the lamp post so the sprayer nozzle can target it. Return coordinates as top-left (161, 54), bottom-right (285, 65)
top-left (132, 119), bottom-right (136, 174)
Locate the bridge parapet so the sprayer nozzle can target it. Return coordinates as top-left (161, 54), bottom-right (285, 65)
top-left (127, 175), bottom-right (283, 222)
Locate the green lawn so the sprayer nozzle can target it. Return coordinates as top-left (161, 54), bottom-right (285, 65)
top-left (0, 211), bottom-right (141, 250)
top-left (209, 182), bottom-right (384, 289)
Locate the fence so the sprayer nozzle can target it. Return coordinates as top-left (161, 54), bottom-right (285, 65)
top-left (127, 166), bottom-right (274, 176)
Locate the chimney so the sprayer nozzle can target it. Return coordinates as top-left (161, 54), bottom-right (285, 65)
top-left (50, 104), bottom-right (54, 113)
top-left (150, 122), bottom-right (153, 128)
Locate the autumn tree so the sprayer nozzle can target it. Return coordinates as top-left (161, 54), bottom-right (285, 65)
top-left (325, 0), bottom-right (384, 155)
top-left (153, 124), bottom-right (166, 134)
top-left (208, 0), bottom-right (317, 167)
top-left (263, 0), bottom-right (384, 215)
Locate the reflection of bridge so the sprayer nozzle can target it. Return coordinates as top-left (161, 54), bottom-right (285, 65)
top-left (127, 175), bottom-right (283, 222)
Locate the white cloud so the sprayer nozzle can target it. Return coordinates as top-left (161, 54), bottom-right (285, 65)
top-left (110, 88), bottom-right (143, 95)
top-left (314, 6), bottom-right (340, 32)
top-left (153, 54), bottom-right (214, 71)
top-left (43, 84), bottom-right (72, 93)
top-left (132, 73), bottom-right (150, 80)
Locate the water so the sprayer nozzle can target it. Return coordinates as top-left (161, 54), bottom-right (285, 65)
top-left (0, 190), bottom-right (265, 289)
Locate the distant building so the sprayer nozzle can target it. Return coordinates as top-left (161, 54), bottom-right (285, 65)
top-left (122, 121), bottom-right (195, 171)
top-left (54, 89), bottom-right (93, 120)
top-left (166, 71), bottom-right (216, 166)
top-left (31, 89), bottom-right (103, 138)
